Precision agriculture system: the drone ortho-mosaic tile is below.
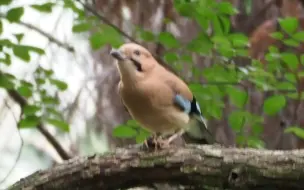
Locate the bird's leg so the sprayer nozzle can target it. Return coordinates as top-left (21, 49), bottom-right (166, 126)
top-left (158, 130), bottom-right (185, 148)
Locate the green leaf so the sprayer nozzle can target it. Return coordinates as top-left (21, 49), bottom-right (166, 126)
top-left (164, 52), bottom-right (179, 63)
top-left (0, 0), bottom-right (12, 5)
top-left (235, 135), bottom-right (246, 146)
top-left (18, 116), bottom-right (40, 128)
top-left (263, 95), bottom-right (286, 115)
top-left (42, 68), bottom-right (54, 77)
top-left (301, 55), bottom-right (304, 65)
top-left (42, 95), bottom-right (59, 105)
top-left (14, 33), bottom-right (24, 43)
top-left (13, 45), bottom-right (30, 62)
top-left (284, 73), bottom-right (297, 83)
top-left (126, 119), bottom-right (140, 127)
top-left (283, 39), bottom-right (300, 47)
top-left (228, 111), bottom-right (245, 132)
top-left (139, 30), bottom-right (155, 42)
top-left (49, 79), bottom-right (68, 91)
top-left (187, 33), bottom-right (213, 53)
top-left (89, 32), bottom-right (107, 50)
top-left (217, 2), bottom-right (237, 15)
top-left (46, 118), bottom-right (69, 132)
top-left (113, 125), bottom-right (138, 138)
top-left (158, 32), bottom-right (179, 48)
top-left (212, 16), bottom-right (224, 35)
top-left (0, 39), bottom-right (13, 47)
top-left (275, 81), bottom-right (296, 91)
top-left (100, 26), bottom-right (122, 48)
top-left (174, 2), bottom-right (195, 17)
top-left (285, 126), bottom-right (304, 139)
top-left (180, 54), bottom-right (193, 63)
top-left (280, 52), bottom-right (299, 70)
top-left (135, 128), bottom-right (150, 143)
top-left (23, 105), bottom-right (40, 116)
top-left (211, 35), bottom-right (231, 46)
top-left (270, 32), bottom-right (284, 40)
top-left (226, 86), bottom-right (248, 108)
top-left (218, 16), bottom-right (230, 34)
top-left (17, 85), bottom-right (32, 97)
top-left (0, 73), bottom-right (14, 89)
top-left (0, 53), bottom-right (11, 65)
top-left (30, 3), bottom-right (55, 13)
top-left (20, 79), bottom-right (33, 87)
top-left (292, 31), bottom-right (304, 42)
top-left (6, 7), bottom-right (24, 22)
top-left (72, 22), bottom-right (91, 33)
top-left (36, 78), bottom-right (46, 85)
top-left (247, 136), bottom-right (265, 149)
top-left (12, 45), bottom-right (44, 61)
top-left (207, 101), bottom-right (223, 119)
top-left (46, 107), bottom-right (62, 120)
top-left (229, 33), bottom-right (248, 48)
top-left (25, 46), bottom-right (45, 55)
top-left (279, 17), bottom-right (298, 34)
top-left (268, 45), bottom-right (280, 53)
top-left (252, 124), bottom-right (264, 136)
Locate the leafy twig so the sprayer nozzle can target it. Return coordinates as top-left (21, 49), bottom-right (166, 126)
top-left (7, 90), bottom-right (71, 160)
top-left (0, 14), bottom-right (74, 52)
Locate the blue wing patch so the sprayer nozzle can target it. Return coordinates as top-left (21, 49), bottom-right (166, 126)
top-left (174, 94), bottom-right (191, 114)
top-left (174, 94), bottom-right (207, 125)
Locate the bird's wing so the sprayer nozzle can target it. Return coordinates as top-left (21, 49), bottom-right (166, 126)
top-left (160, 71), bottom-right (216, 144)
top-left (161, 71), bottom-right (194, 112)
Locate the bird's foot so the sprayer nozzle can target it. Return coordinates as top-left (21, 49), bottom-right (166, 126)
top-left (142, 134), bottom-right (163, 151)
top-left (142, 132), bottom-right (184, 150)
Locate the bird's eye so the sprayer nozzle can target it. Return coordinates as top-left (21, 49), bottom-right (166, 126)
top-left (134, 50), bottom-right (140, 56)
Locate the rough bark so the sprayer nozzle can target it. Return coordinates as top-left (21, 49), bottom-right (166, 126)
top-left (10, 144), bottom-right (304, 190)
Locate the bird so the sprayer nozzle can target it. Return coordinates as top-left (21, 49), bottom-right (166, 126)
top-left (110, 43), bottom-right (215, 148)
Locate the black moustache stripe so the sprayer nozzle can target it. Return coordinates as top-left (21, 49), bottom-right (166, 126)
top-left (130, 58), bottom-right (143, 72)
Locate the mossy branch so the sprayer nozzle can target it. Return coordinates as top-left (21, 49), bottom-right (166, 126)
top-left (10, 144), bottom-right (304, 190)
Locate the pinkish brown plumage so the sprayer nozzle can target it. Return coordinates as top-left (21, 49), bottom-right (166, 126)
top-left (110, 43), bottom-right (214, 147)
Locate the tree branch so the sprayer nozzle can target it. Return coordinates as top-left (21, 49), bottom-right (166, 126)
top-left (19, 20), bottom-right (75, 52)
top-left (7, 90), bottom-right (71, 161)
top-left (10, 144), bottom-right (304, 190)
top-left (0, 14), bottom-right (74, 52)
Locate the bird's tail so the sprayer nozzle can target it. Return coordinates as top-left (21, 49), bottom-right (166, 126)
top-left (183, 115), bottom-right (216, 144)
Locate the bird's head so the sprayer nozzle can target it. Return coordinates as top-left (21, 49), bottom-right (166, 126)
top-left (110, 43), bottom-right (156, 82)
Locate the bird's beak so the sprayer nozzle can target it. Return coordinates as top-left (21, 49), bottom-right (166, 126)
top-left (110, 48), bottom-right (125, 61)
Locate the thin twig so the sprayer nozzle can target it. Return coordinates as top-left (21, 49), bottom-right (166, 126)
top-left (0, 100), bottom-right (23, 188)
top-left (75, 0), bottom-right (177, 73)
top-left (18, 20), bottom-right (74, 52)
top-left (0, 14), bottom-right (74, 52)
top-left (7, 90), bottom-right (71, 160)
top-left (75, 0), bottom-right (139, 44)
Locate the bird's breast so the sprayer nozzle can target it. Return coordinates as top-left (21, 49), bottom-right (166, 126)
top-left (119, 86), bottom-right (189, 134)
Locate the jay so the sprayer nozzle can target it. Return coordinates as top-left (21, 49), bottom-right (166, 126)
top-left (110, 43), bottom-right (215, 147)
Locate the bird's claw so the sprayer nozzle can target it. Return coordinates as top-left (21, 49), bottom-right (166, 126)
top-left (142, 134), bottom-right (172, 151)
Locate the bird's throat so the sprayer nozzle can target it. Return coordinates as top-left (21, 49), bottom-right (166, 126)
top-left (116, 61), bottom-right (138, 84)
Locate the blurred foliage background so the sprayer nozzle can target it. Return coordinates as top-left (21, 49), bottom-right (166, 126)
top-left (2, 0), bottom-right (304, 188)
